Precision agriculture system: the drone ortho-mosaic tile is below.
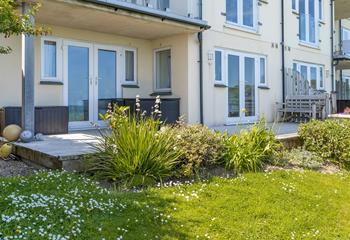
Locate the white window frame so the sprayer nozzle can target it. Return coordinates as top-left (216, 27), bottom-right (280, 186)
top-left (225, 0), bottom-right (258, 31)
top-left (259, 56), bottom-right (267, 87)
top-left (153, 47), bottom-right (172, 92)
top-left (318, 0), bottom-right (323, 21)
top-left (123, 48), bottom-right (138, 85)
top-left (214, 49), bottom-right (225, 84)
top-left (299, 0), bottom-right (320, 47)
top-left (292, 0), bottom-right (299, 13)
top-left (41, 37), bottom-right (63, 82)
top-left (293, 61), bottom-right (325, 90)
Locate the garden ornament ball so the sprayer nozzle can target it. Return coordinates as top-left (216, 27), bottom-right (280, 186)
top-left (20, 130), bottom-right (34, 143)
top-left (2, 124), bottom-right (22, 142)
top-left (0, 143), bottom-right (12, 159)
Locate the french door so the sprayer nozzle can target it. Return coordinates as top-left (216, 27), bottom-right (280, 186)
top-left (227, 51), bottom-right (258, 124)
top-left (64, 41), bottom-right (119, 130)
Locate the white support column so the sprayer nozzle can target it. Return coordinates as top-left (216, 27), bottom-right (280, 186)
top-left (21, 3), bottom-right (35, 135)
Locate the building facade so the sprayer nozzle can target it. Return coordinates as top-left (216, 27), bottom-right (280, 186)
top-left (0, 0), bottom-right (338, 133)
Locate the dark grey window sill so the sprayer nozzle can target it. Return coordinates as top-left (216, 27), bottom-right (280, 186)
top-left (40, 81), bottom-right (63, 85)
top-left (258, 86), bottom-right (270, 90)
top-left (150, 91), bottom-right (172, 96)
top-left (214, 83), bottom-right (227, 88)
top-left (122, 84), bottom-right (140, 88)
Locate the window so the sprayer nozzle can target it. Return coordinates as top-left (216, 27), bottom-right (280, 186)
top-left (259, 57), bottom-right (267, 86)
top-left (154, 49), bottom-right (171, 91)
top-left (293, 62), bottom-right (325, 90)
top-left (125, 49), bottom-right (137, 83)
top-left (41, 37), bottom-right (62, 81)
top-left (292, 0), bottom-right (298, 12)
top-left (215, 50), bottom-right (224, 83)
top-left (318, 0), bottom-right (323, 21)
top-left (299, 0), bottom-right (318, 45)
top-left (342, 28), bottom-right (350, 41)
top-left (226, 0), bottom-right (256, 29)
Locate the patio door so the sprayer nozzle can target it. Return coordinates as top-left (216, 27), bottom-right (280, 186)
top-left (64, 41), bottom-right (119, 130)
top-left (227, 52), bottom-right (258, 124)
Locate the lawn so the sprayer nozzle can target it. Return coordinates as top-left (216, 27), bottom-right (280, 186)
top-left (1, 170), bottom-right (350, 240)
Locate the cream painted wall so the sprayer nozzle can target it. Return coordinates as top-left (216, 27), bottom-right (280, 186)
top-left (0, 25), bottom-right (198, 123)
top-left (201, 0), bottom-right (333, 126)
top-left (0, 35), bottom-right (22, 107)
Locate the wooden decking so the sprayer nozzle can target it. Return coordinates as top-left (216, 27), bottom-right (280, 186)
top-left (1, 123), bottom-right (301, 172)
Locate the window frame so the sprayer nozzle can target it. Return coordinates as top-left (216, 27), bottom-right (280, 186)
top-left (123, 48), bottom-right (138, 85)
top-left (225, 0), bottom-right (258, 31)
top-left (214, 49), bottom-right (225, 84)
top-left (293, 61), bottom-right (325, 90)
top-left (258, 56), bottom-right (267, 87)
top-left (298, 0), bottom-right (320, 47)
top-left (153, 47), bottom-right (172, 92)
top-left (41, 37), bottom-right (63, 82)
top-left (318, 0), bottom-right (323, 21)
top-left (292, 0), bottom-right (299, 13)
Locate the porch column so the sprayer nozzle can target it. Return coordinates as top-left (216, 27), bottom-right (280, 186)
top-left (21, 3), bottom-right (35, 135)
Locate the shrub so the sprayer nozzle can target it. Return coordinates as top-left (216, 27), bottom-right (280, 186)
top-left (165, 124), bottom-right (227, 177)
top-left (298, 119), bottom-right (350, 169)
top-left (280, 148), bottom-right (324, 170)
top-left (224, 120), bottom-right (282, 173)
top-left (88, 97), bottom-right (182, 187)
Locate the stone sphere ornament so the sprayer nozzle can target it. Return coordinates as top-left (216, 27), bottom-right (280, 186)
top-left (2, 124), bottom-right (22, 142)
top-left (20, 130), bottom-right (34, 143)
top-left (0, 143), bottom-right (12, 159)
top-left (35, 133), bottom-right (44, 141)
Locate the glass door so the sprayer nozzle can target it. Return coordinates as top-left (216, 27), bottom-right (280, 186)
top-left (66, 41), bottom-right (93, 130)
top-left (227, 52), bottom-right (258, 124)
top-left (94, 46), bottom-right (118, 123)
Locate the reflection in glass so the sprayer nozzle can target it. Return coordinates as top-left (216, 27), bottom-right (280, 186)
top-left (245, 57), bottom-right (255, 117)
top-left (68, 46), bottom-right (89, 122)
top-left (243, 0), bottom-right (254, 27)
top-left (228, 54), bottom-right (240, 118)
top-left (98, 49), bottom-right (117, 120)
top-left (226, 0), bottom-right (238, 23)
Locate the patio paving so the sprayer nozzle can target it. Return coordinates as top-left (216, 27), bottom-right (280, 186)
top-left (1, 123), bottom-right (300, 171)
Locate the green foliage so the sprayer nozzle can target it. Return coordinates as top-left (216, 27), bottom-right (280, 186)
top-left (165, 124), bottom-right (227, 177)
top-left (224, 120), bottom-right (281, 173)
top-left (298, 119), bottom-right (350, 169)
top-left (88, 101), bottom-right (181, 187)
top-left (280, 148), bottom-right (324, 170)
top-left (3, 171), bottom-right (350, 239)
top-left (0, 0), bottom-right (50, 54)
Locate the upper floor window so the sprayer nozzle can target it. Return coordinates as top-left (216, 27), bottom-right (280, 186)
top-left (292, 0), bottom-right (298, 12)
top-left (299, 0), bottom-right (318, 45)
top-left (318, 0), bottom-right (323, 21)
top-left (226, 0), bottom-right (256, 29)
top-left (342, 28), bottom-right (350, 41)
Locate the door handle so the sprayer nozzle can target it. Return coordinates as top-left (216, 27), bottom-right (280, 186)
top-left (95, 76), bottom-right (99, 85)
top-left (89, 77), bottom-right (93, 85)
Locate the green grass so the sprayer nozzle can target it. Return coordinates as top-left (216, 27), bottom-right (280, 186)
top-left (1, 171), bottom-right (350, 239)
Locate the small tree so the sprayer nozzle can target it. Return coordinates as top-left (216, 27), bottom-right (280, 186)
top-left (0, 0), bottom-right (49, 54)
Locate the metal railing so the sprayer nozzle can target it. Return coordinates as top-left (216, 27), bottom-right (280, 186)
top-left (118, 0), bottom-right (201, 19)
top-left (334, 40), bottom-right (350, 58)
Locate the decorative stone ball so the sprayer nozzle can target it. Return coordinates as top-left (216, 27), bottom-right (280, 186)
top-left (0, 143), bottom-right (12, 159)
top-left (35, 133), bottom-right (44, 141)
top-left (2, 124), bottom-right (22, 142)
top-left (20, 130), bottom-right (33, 143)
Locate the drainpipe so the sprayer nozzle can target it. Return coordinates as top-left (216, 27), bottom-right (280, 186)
top-left (281, 0), bottom-right (286, 100)
top-left (198, 31), bottom-right (204, 125)
top-left (331, 0), bottom-right (335, 92)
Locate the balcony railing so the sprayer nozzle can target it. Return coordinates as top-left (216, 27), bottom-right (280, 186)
top-left (334, 40), bottom-right (350, 59)
top-left (96, 0), bottom-right (202, 20)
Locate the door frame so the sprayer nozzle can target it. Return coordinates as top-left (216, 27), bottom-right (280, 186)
top-left (226, 50), bottom-right (259, 125)
top-left (63, 40), bottom-right (94, 130)
top-left (93, 44), bottom-right (122, 125)
top-left (63, 40), bottom-right (123, 130)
